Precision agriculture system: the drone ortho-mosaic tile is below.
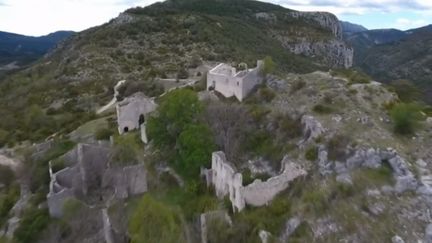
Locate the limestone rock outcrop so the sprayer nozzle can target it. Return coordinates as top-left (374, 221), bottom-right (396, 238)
top-left (300, 115), bottom-right (326, 145)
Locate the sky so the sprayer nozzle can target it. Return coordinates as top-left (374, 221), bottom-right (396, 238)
top-left (0, 0), bottom-right (431, 36)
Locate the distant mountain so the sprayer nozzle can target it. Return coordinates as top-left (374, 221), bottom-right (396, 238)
top-left (340, 21), bottom-right (367, 35)
top-left (0, 30), bottom-right (75, 67)
top-left (347, 25), bottom-right (432, 103)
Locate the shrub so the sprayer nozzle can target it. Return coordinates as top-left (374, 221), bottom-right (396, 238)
top-left (305, 146), bottom-right (318, 161)
top-left (302, 188), bottom-right (329, 215)
top-left (0, 165), bottom-right (14, 187)
top-left (14, 207), bottom-right (50, 243)
top-left (327, 134), bottom-right (351, 161)
top-left (313, 104), bottom-right (333, 114)
top-left (147, 89), bottom-right (203, 146)
top-left (110, 133), bottom-right (142, 165)
top-left (390, 103), bottom-right (422, 135)
top-left (261, 56), bottom-right (276, 76)
top-left (259, 86), bottom-right (276, 102)
top-left (0, 184), bottom-right (19, 226)
top-left (290, 79), bottom-right (306, 94)
top-left (389, 79), bottom-right (423, 102)
top-left (129, 195), bottom-right (186, 243)
top-left (95, 128), bottom-right (114, 140)
top-left (176, 124), bottom-right (215, 178)
top-left (176, 68), bottom-right (189, 79)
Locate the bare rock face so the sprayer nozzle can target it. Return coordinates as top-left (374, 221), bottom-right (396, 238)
top-left (391, 235), bottom-right (405, 243)
top-left (275, 11), bottom-right (353, 68)
top-left (425, 224), bottom-right (432, 243)
top-left (280, 39), bottom-right (353, 68)
top-left (289, 11), bottom-right (343, 39)
top-left (279, 217), bottom-right (301, 242)
top-left (300, 115), bottom-right (326, 145)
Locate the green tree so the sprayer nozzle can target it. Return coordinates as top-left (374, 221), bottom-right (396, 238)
top-left (177, 124), bottom-right (216, 178)
top-left (147, 89), bottom-right (203, 146)
top-left (261, 56), bottom-right (276, 76)
top-left (129, 195), bottom-right (186, 243)
top-left (390, 103), bottom-right (422, 135)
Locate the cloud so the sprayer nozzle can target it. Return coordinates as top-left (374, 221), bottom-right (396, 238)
top-left (395, 18), bottom-right (428, 29)
top-left (275, 0), bottom-right (432, 15)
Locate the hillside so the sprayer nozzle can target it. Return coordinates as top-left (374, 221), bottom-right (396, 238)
top-left (1, 1), bottom-right (432, 243)
top-left (340, 21), bottom-right (367, 36)
top-left (0, 0), bottom-right (353, 145)
top-left (347, 25), bottom-right (432, 103)
top-left (0, 31), bottom-right (74, 67)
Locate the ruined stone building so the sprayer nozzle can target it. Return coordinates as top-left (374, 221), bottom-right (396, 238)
top-left (207, 60), bottom-right (264, 101)
top-left (202, 151), bottom-right (306, 212)
top-left (47, 143), bottom-right (147, 218)
top-left (116, 92), bottom-right (157, 134)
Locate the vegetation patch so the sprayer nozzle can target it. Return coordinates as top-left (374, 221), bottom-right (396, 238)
top-left (390, 102), bottom-right (422, 135)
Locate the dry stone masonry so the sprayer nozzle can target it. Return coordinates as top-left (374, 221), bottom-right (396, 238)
top-left (203, 151), bottom-right (306, 212)
top-left (207, 60), bottom-right (263, 102)
top-left (116, 92), bottom-right (157, 134)
top-left (47, 143), bottom-right (147, 218)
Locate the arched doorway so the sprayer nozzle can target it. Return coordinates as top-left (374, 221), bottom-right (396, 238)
top-left (123, 127), bottom-right (129, 133)
top-left (138, 114), bottom-right (145, 126)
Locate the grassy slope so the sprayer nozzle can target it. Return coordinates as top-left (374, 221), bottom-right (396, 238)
top-left (0, 0), bottom-right (336, 144)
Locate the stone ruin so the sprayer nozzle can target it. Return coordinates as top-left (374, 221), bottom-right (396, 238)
top-left (47, 143), bottom-right (147, 218)
top-left (207, 60), bottom-right (264, 102)
top-left (202, 151), bottom-right (307, 212)
top-left (116, 92), bottom-right (157, 135)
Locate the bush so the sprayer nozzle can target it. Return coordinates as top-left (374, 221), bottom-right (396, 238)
top-left (129, 195), bottom-right (186, 243)
top-left (176, 68), bottom-right (189, 79)
top-left (95, 128), bottom-right (114, 140)
top-left (327, 134), bottom-right (351, 161)
top-left (313, 104), bottom-right (334, 114)
top-left (302, 188), bottom-right (329, 215)
top-left (14, 208), bottom-right (50, 243)
top-left (0, 165), bottom-right (14, 187)
top-left (305, 146), bottom-right (318, 161)
top-left (261, 56), bottom-right (276, 76)
top-left (331, 68), bottom-right (370, 84)
top-left (177, 124), bottom-right (215, 178)
top-left (147, 89), bottom-right (203, 146)
top-left (389, 79), bottom-right (423, 102)
top-left (290, 79), bottom-right (306, 94)
top-left (110, 133), bottom-right (142, 165)
top-left (0, 184), bottom-right (19, 226)
top-left (259, 86), bottom-right (276, 102)
top-left (390, 103), bottom-right (422, 135)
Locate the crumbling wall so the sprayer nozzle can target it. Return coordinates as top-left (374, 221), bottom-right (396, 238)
top-left (207, 61), bottom-right (263, 102)
top-left (47, 188), bottom-right (75, 218)
top-left (47, 143), bottom-right (147, 218)
top-left (116, 92), bottom-right (157, 134)
top-left (208, 152), bottom-right (244, 212)
top-left (206, 151), bottom-right (306, 212)
top-left (242, 160), bottom-right (306, 207)
top-left (102, 164), bottom-right (147, 199)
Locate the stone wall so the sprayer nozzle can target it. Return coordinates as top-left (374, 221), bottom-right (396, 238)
top-left (207, 61), bottom-right (263, 102)
top-left (116, 92), bottom-right (157, 134)
top-left (242, 160), bottom-right (307, 207)
top-left (47, 143), bottom-right (147, 218)
top-left (102, 164), bottom-right (147, 199)
top-left (205, 151), bottom-right (306, 212)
